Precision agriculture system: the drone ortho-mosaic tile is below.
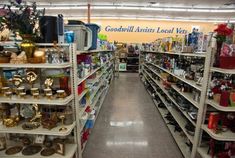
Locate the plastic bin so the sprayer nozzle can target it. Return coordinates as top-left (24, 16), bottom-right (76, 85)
top-left (85, 24), bottom-right (100, 50)
top-left (64, 25), bottom-right (92, 50)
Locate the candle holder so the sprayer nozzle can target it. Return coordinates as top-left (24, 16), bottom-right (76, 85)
top-left (56, 90), bottom-right (66, 99)
top-left (1, 87), bottom-right (10, 97)
top-left (46, 93), bottom-right (53, 100)
top-left (31, 88), bottom-right (39, 96)
top-left (5, 91), bottom-right (12, 99)
top-left (17, 87), bottom-right (25, 97)
top-left (44, 88), bottom-right (52, 98)
top-left (33, 93), bottom-right (39, 99)
top-left (19, 92), bottom-right (26, 99)
top-left (58, 114), bottom-right (67, 132)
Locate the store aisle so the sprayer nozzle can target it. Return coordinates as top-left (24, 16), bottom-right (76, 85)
top-left (83, 73), bottom-right (183, 158)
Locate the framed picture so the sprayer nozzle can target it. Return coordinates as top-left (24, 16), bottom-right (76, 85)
top-left (34, 135), bottom-right (45, 144)
top-left (55, 142), bottom-right (65, 155)
top-left (0, 137), bottom-right (6, 151)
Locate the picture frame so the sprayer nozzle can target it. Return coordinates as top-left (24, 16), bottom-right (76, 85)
top-left (0, 137), bottom-right (6, 151)
top-left (34, 135), bottom-right (45, 144)
top-left (55, 142), bottom-right (65, 155)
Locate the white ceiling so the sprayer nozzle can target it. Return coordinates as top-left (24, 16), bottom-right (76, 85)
top-left (1, 0), bottom-right (235, 21)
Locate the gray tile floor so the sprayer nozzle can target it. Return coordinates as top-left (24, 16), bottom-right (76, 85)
top-left (83, 73), bottom-right (183, 158)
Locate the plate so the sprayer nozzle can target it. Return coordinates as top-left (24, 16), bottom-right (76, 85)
top-left (5, 146), bottom-right (23, 155)
top-left (22, 145), bottom-right (42, 155)
top-left (40, 148), bottom-right (55, 156)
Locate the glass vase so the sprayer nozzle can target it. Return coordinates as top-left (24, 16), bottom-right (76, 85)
top-left (213, 41), bottom-right (223, 67)
top-left (20, 34), bottom-right (36, 62)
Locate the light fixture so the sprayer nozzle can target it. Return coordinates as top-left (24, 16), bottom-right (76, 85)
top-left (93, 6), bottom-right (116, 9)
top-left (210, 9), bottom-right (235, 12)
top-left (141, 7), bottom-right (163, 11)
top-left (187, 9), bottom-right (211, 12)
top-left (38, 6), bottom-right (87, 10)
top-left (164, 8), bottom-right (187, 11)
top-left (116, 6), bottom-right (140, 10)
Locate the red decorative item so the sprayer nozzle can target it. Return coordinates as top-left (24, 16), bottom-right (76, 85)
top-left (220, 91), bottom-right (230, 107)
top-left (214, 24), bottom-right (233, 36)
top-left (212, 86), bottom-right (222, 94)
top-left (59, 76), bottom-right (70, 95)
top-left (82, 130), bottom-right (90, 141)
top-left (213, 23), bottom-right (233, 67)
top-left (78, 81), bottom-right (85, 95)
top-left (85, 106), bottom-right (92, 113)
top-left (219, 56), bottom-right (235, 69)
top-left (217, 152), bottom-right (230, 158)
top-left (208, 112), bottom-right (220, 130)
top-left (209, 139), bottom-right (216, 158)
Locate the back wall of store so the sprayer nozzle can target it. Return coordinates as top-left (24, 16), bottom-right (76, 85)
top-left (82, 19), bottom-right (215, 43)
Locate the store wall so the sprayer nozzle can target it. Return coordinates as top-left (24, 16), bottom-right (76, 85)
top-left (85, 19), bottom-right (216, 43)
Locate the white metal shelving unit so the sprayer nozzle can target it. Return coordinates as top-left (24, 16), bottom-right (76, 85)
top-left (196, 54), bottom-right (235, 158)
top-left (143, 68), bottom-right (194, 142)
top-left (0, 43), bottom-right (78, 158)
top-left (0, 95), bottom-right (74, 105)
top-left (141, 71), bottom-right (192, 158)
top-left (0, 63), bottom-right (72, 68)
top-left (76, 50), bottom-right (113, 55)
top-left (0, 144), bottom-right (77, 158)
top-left (72, 49), bottom-right (115, 157)
top-left (140, 49), bottom-right (212, 158)
top-left (143, 65), bottom-right (196, 125)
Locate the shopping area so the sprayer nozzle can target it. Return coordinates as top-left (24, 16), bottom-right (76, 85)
top-left (0, 0), bottom-right (235, 158)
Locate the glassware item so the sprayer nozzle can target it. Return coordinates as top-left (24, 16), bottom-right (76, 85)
top-left (46, 93), bottom-right (53, 100)
top-left (17, 87), bottom-right (25, 97)
top-left (47, 49), bottom-right (53, 64)
top-left (30, 88), bottom-right (39, 96)
top-left (5, 91), bottom-right (12, 98)
top-left (64, 106), bottom-right (73, 125)
top-left (1, 87), bottom-right (10, 96)
top-left (58, 114), bottom-right (67, 132)
top-left (20, 34), bottom-right (36, 62)
top-left (59, 76), bottom-right (69, 95)
top-left (19, 92), bottom-right (26, 99)
top-left (44, 88), bottom-right (52, 94)
top-left (33, 93), bottom-right (39, 99)
top-left (56, 90), bottom-right (66, 99)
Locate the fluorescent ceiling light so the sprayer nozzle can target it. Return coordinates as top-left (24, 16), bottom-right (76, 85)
top-left (141, 7), bottom-right (163, 11)
top-left (187, 9), bottom-right (211, 12)
top-left (117, 6), bottom-right (140, 10)
top-left (37, 5), bottom-right (235, 13)
top-left (61, 15), bottom-right (234, 23)
top-left (41, 6), bottom-right (87, 10)
top-left (164, 8), bottom-right (187, 11)
top-left (210, 9), bottom-right (235, 12)
top-left (93, 6), bottom-right (116, 9)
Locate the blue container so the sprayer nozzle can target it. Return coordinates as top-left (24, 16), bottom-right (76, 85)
top-left (85, 119), bottom-right (94, 129)
top-left (85, 24), bottom-right (100, 50)
top-left (64, 31), bottom-right (74, 43)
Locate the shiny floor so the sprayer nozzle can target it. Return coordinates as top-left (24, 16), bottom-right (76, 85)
top-left (83, 73), bottom-right (183, 158)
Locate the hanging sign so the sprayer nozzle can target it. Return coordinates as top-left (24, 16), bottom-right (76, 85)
top-left (104, 25), bottom-right (188, 34)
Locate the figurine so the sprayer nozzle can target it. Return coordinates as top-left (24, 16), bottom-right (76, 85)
top-left (30, 104), bottom-right (42, 123)
top-left (10, 51), bottom-right (27, 64)
top-left (26, 71), bottom-right (38, 88)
